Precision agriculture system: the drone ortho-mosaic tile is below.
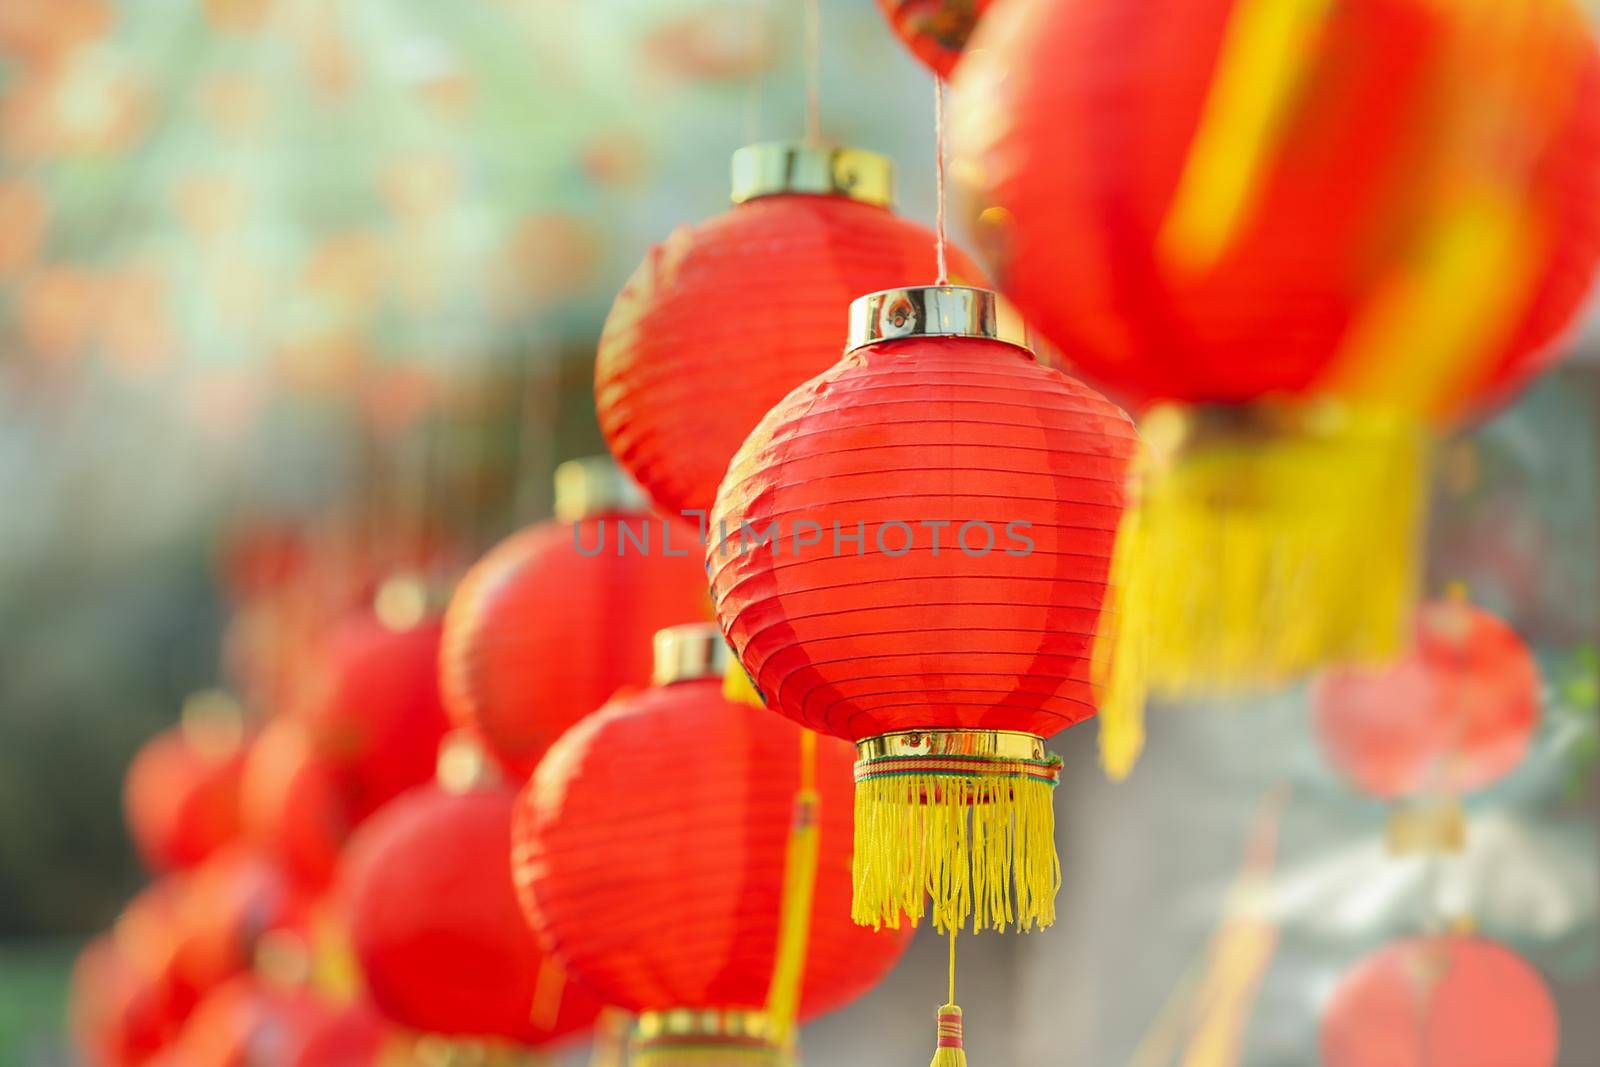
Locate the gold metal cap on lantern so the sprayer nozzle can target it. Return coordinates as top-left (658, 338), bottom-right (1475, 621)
top-left (730, 141), bottom-right (894, 207)
top-left (856, 728), bottom-right (1048, 763)
top-left (652, 623), bottom-right (734, 686)
top-left (553, 456), bottom-right (648, 522)
top-left (630, 1008), bottom-right (784, 1065)
top-left (846, 285), bottom-right (1031, 354)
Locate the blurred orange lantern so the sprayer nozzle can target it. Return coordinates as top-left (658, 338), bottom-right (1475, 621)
top-left (342, 766), bottom-right (601, 1047)
top-left (709, 287), bottom-right (1141, 938)
top-left (294, 612), bottom-right (451, 819)
top-left (69, 936), bottom-right (185, 1067)
top-left (169, 848), bottom-right (309, 1002)
top-left (0, 179), bottom-right (47, 280)
top-left (1314, 596), bottom-right (1540, 801)
top-left (512, 625), bottom-right (912, 1061)
top-left (596, 142), bottom-right (983, 519)
top-left (123, 696), bottom-right (248, 874)
top-left (953, 0), bottom-right (1600, 694)
top-left (440, 457), bottom-right (709, 779)
top-left (240, 718), bottom-right (353, 890)
top-left (1322, 936), bottom-right (1557, 1067)
top-left (877, 0), bottom-right (992, 78)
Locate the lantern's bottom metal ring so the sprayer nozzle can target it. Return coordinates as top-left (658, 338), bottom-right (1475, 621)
top-left (854, 730), bottom-right (1061, 787)
top-left (633, 1008), bottom-right (777, 1046)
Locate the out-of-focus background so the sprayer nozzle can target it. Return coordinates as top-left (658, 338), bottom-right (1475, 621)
top-left (0, 1), bottom-right (1595, 1065)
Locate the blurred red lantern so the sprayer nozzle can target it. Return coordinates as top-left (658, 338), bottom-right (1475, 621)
top-left (876, 0), bottom-right (992, 79)
top-left (168, 848), bottom-right (308, 1001)
top-left (441, 457), bottom-right (709, 780)
top-left (1314, 596), bottom-right (1540, 801)
top-left (123, 696), bottom-right (248, 873)
top-left (166, 975), bottom-right (333, 1067)
top-left (952, 0), bottom-right (1600, 693)
top-left (1322, 936), bottom-right (1557, 1067)
top-left (288, 1003), bottom-right (392, 1067)
top-left (596, 142), bottom-right (984, 519)
top-left (69, 936), bottom-right (185, 1067)
top-left (708, 287), bottom-right (1140, 935)
top-left (342, 773), bottom-right (601, 1047)
top-left (294, 612), bottom-right (451, 819)
top-left (513, 624), bottom-right (911, 1059)
top-left (240, 718), bottom-right (353, 890)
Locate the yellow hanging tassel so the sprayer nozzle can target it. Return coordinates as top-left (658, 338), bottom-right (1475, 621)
top-left (765, 729), bottom-right (821, 1050)
top-left (929, 932), bottom-right (969, 1067)
top-left (1102, 401), bottom-right (1427, 708)
top-left (1094, 438), bottom-right (1153, 782)
top-left (853, 731), bottom-right (1061, 934)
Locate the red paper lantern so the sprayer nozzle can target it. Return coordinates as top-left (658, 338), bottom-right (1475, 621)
top-left (240, 717), bottom-right (353, 890)
top-left (441, 457), bottom-right (710, 779)
top-left (596, 141), bottom-right (983, 519)
top-left (294, 612), bottom-right (450, 819)
top-left (1322, 936), bottom-right (1558, 1067)
top-left (341, 779), bottom-right (601, 1047)
top-left (708, 286), bottom-right (1139, 934)
top-left (877, 0), bottom-right (992, 79)
top-left (1314, 597), bottom-right (1540, 800)
top-left (69, 936), bottom-right (185, 1067)
top-left (512, 624), bottom-right (912, 1061)
top-left (123, 698), bottom-right (248, 873)
top-left (952, 0), bottom-right (1600, 692)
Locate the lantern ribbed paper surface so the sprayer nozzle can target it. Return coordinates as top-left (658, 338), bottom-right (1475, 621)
top-left (708, 321), bottom-right (1140, 933)
top-left (597, 189), bottom-right (982, 519)
top-left (876, 0), bottom-right (992, 79)
top-left (511, 674), bottom-right (910, 1025)
top-left (1322, 936), bottom-right (1558, 1067)
top-left (1314, 597), bottom-right (1539, 801)
top-left (441, 511), bottom-right (710, 780)
top-left (342, 784), bottom-right (600, 1045)
top-left (295, 614), bottom-right (451, 819)
top-left (953, 0), bottom-right (1600, 693)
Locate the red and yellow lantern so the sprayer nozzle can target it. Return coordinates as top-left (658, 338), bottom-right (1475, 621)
top-left (512, 624), bottom-right (912, 1064)
top-left (1322, 935), bottom-right (1558, 1067)
top-left (340, 744), bottom-right (600, 1055)
top-left (440, 457), bottom-right (709, 779)
top-left (240, 717), bottom-right (353, 891)
top-left (596, 142), bottom-right (983, 519)
top-left (708, 285), bottom-right (1140, 933)
top-left (953, 0), bottom-right (1600, 695)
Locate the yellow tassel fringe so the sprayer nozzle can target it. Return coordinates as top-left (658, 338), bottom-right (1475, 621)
top-left (853, 771), bottom-right (1059, 934)
top-left (1102, 403), bottom-right (1427, 715)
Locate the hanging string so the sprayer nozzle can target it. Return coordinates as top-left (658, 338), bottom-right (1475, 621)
top-left (803, 0), bottom-right (823, 143)
top-left (947, 928), bottom-right (957, 1005)
top-left (934, 75), bottom-right (950, 286)
top-left (744, 0), bottom-right (768, 144)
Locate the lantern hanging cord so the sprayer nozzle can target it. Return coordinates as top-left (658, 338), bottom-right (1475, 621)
top-left (947, 928), bottom-right (957, 1005)
top-left (934, 75), bottom-right (950, 286)
top-left (804, 0), bottom-right (822, 143)
top-left (745, 0), bottom-right (767, 143)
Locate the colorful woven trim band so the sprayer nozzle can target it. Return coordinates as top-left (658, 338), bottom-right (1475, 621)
top-left (936, 1006), bottom-right (965, 1049)
top-left (854, 752), bottom-right (1063, 787)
